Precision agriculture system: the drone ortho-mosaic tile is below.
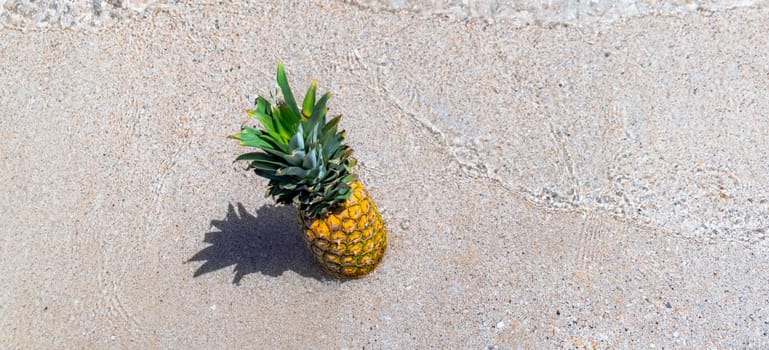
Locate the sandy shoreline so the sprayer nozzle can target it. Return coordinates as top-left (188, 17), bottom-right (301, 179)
top-left (2, 2), bottom-right (768, 348)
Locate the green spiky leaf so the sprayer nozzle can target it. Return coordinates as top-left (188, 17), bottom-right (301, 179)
top-left (308, 92), bottom-right (331, 129)
top-left (276, 62), bottom-right (301, 119)
top-left (302, 81), bottom-right (317, 119)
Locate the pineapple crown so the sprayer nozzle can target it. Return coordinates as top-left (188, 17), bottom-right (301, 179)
top-left (232, 62), bottom-right (356, 218)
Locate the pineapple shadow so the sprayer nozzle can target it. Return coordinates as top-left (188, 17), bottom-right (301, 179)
top-left (188, 203), bottom-right (324, 283)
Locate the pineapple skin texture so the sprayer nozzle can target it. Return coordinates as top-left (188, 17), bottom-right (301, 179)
top-left (298, 180), bottom-right (387, 278)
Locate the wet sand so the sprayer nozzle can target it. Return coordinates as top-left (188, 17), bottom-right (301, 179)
top-left (1, 2), bottom-right (768, 348)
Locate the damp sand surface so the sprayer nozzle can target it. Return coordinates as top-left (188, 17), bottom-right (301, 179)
top-left (1, 2), bottom-right (769, 348)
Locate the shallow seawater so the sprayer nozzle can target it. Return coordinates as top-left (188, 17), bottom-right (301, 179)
top-left (0, 0), bottom-right (176, 31)
top-left (366, 11), bottom-right (769, 246)
top-left (1, 0), bottom-right (767, 31)
top-left (346, 0), bottom-right (768, 24)
top-left (2, 1), bottom-right (767, 246)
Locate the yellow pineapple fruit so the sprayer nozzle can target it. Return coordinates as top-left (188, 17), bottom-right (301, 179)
top-left (299, 180), bottom-right (386, 277)
top-left (232, 63), bottom-right (387, 278)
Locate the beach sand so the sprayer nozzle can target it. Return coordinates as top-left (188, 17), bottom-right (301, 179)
top-left (1, 2), bottom-right (768, 348)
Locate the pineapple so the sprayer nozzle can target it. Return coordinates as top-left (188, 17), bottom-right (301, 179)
top-left (232, 63), bottom-right (387, 278)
